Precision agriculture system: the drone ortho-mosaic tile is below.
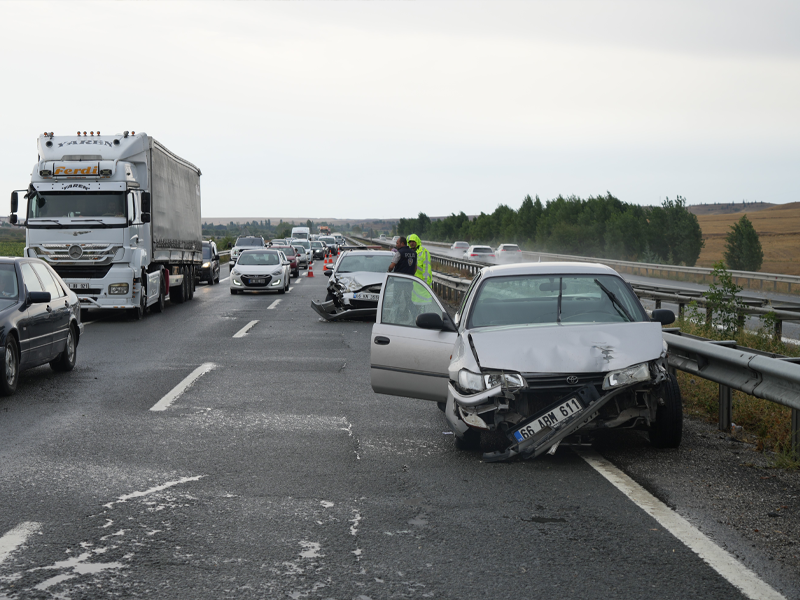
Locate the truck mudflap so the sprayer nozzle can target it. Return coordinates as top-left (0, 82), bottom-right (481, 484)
top-left (310, 299), bottom-right (377, 322)
top-left (481, 385), bottom-right (631, 462)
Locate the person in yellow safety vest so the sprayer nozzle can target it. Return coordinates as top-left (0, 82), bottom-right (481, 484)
top-left (407, 234), bottom-right (434, 309)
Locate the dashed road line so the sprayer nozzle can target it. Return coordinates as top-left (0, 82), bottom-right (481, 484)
top-left (103, 475), bottom-right (205, 509)
top-left (220, 276), bottom-right (230, 283)
top-left (0, 522), bottom-right (41, 565)
top-left (150, 363), bottom-right (216, 412)
top-left (267, 299), bottom-right (281, 310)
top-left (233, 320), bottom-right (259, 338)
top-left (578, 449), bottom-right (785, 600)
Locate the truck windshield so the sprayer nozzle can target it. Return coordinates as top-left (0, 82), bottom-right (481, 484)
top-left (28, 191), bottom-right (126, 219)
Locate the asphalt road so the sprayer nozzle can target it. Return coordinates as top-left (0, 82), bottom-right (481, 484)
top-left (0, 262), bottom-right (795, 599)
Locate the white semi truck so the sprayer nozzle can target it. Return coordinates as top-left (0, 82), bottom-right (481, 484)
top-left (9, 131), bottom-right (202, 319)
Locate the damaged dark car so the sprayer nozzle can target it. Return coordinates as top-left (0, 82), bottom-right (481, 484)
top-left (311, 250), bottom-right (394, 321)
top-left (369, 263), bottom-right (681, 461)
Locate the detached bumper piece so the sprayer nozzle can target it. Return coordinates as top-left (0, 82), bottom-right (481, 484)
top-left (480, 385), bottom-right (627, 462)
top-left (310, 299), bottom-right (377, 322)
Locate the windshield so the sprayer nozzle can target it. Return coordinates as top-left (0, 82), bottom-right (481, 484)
top-left (28, 190), bottom-right (126, 219)
top-left (337, 254), bottom-right (393, 273)
top-left (311, 241), bottom-right (323, 248)
top-left (276, 247), bottom-right (295, 256)
top-left (237, 252), bottom-right (280, 266)
top-left (467, 274), bottom-right (646, 329)
top-left (0, 264), bottom-right (19, 306)
top-left (236, 237), bottom-right (264, 247)
top-left (320, 237), bottom-right (336, 245)
top-left (202, 246), bottom-right (212, 259)
top-left (294, 240), bottom-right (311, 250)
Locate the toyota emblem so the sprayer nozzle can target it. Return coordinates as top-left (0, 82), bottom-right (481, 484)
top-left (566, 375), bottom-right (579, 385)
top-left (68, 245), bottom-right (83, 259)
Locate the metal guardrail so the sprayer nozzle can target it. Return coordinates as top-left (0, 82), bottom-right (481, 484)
top-left (349, 236), bottom-right (800, 455)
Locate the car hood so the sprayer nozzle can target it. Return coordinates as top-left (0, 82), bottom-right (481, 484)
top-left (468, 321), bottom-right (664, 374)
top-left (233, 265), bottom-right (282, 273)
top-left (333, 272), bottom-right (384, 291)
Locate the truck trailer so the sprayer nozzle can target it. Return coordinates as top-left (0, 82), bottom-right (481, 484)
top-left (10, 131), bottom-right (202, 319)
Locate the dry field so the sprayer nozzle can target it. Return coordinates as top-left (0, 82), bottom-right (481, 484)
top-left (695, 202), bottom-right (800, 275)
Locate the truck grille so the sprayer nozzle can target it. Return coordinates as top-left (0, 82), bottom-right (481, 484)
top-left (52, 265), bottom-right (114, 279)
top-left (33, 243), bottom-right (122, 266)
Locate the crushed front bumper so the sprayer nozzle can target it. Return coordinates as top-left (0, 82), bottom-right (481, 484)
top-left (310, 299), bottom-right (377, 322)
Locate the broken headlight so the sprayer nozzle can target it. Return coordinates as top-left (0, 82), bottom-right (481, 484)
top-left (602, 362), bottom-right (650, 390)
top-left (457, 369), bottom-right (485, 394)
top-left (483, 372), bottom-right (525, 390)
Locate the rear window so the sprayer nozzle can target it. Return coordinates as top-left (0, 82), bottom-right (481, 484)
top-left (472, 247), bottom-right (493, 253)
top-left (236, 237), bottom-right (264, 247)
top-left (277, 247), bottom-right (296, 257)
top-left (501, 245), bottom-right (520, 251)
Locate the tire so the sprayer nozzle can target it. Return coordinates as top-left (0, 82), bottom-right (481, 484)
top-left (50, 324), bottom-right (77, 372)
top-left (649, 374), bottom-right (683, 448)
top-left (188, 267), bottom-right (195, 300)
top-left (292, 269), bottom-right (299, 278)
top-left (436, 402), bottom-right (446, 412)
top-left (170, 267), bottom-right (187, 304)
top-left (214, 269), bottom-right (220, 285)
top-left (0, 336), bottom-right (19, 396)
top-left (152, 273), bottom-right (166, 313)
top-left (454, 428), bottom-right (481, 451)
top-left (479, 428), bottom-right (510, 453)
top-left (128, 277), bottom-right (146, 320)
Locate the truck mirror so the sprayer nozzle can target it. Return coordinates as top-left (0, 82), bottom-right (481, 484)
top-left (9, 214), bottom-right (17, 225)
top-left (141, 192), bottom-right (151, 213)
top-left (10, 191), bottom-right (18, 213)
top-left (141, 212), bottom-right (151, 224)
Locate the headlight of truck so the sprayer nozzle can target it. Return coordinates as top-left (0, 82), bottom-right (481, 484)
top-left (108, 283), bottom-right (129, 295)
top-left (602, 362), bottom-right (651, 390)
top-left (483, 372), bottom-right (525, 390)
top-left (457, 369), bottom-right (485, 394)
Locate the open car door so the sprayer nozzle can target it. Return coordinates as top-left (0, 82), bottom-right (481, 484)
top-left (370, 274), bottom-right (458, 402)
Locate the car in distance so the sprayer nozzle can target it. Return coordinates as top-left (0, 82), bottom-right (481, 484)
top-left (0, 257), bottom-right (83, 396)
top-left (271, 245), bottom-right (300, 278)
top-left (496, 243), bottom-right (523, 261)
top-left (230, 249), bottom-right (291, 294)
top-left (310, 240), bottom-right (327, 260)
top-left (292, 244), bottom-right (309, 270)
top-left (369, 262), bottom-right (680, 461)
top-left (463, 245), bottom-right (495, 261)
top-left (197, 240), bottom-right (220, 285)
top-left (319, 236), bottom-right (339, 255)
top-left (270, 238), bottom-right (289, 246)
top-left (230, 236), bottom-right (266, 265)
top-left (451, 241), bottom-right (469, 251)
top-left (291, 239), bottom-right (313, 264)
top-left (311, 250), bottom-right (394, 321)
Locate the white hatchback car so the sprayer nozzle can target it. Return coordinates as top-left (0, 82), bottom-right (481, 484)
top-left (369, 262), bottom-right (680, 461)
top-left (230, 249), bottom-right (291, 294)
top-left (463, 245), bottom-right (495, 261)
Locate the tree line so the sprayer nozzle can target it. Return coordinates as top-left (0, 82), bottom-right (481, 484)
top-left (397, 193), bottom-right (705, 266)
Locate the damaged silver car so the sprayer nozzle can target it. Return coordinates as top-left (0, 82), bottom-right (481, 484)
top-left (311, 250), bottom-right (394, 321)
top-left (370, 263), bottom-right (681, 461)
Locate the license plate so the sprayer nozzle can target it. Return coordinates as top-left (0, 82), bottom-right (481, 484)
top-left (354, 293), bottom-right (379, 301)
top-left (250, 279), bottom-right (265, 284)
top-left (68, 283), bottom-right (90, 289)
top-left (512, 396), bottom-right (584, 442)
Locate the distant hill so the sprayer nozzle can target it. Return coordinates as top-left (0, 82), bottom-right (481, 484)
top-left (687, 202), bottom-right (775, 216)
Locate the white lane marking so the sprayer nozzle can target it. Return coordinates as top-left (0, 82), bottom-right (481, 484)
top-left (288, 287), bottom-right (294, 292)
top-left (294, 278), bottom-right (303, 283)
top-left (103, 475), bottom-right (205, 509)
top-left (0, 522), bottom-right (40, 565)
top-left (150, 363), bottom-right (216, 412)
top-left (220, 276), bottom-right (230, 283)
top-left (267, 299), bottom-right (281, 310)
top-left (233, 320), bottom-right (259, 338)
top-left (578, 449), bottom-right (786, 600)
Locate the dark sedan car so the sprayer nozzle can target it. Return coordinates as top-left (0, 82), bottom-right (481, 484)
top-left (197, 241), bottom-right (220, 285)
top-left (0, 257), bottom-right (83, 396)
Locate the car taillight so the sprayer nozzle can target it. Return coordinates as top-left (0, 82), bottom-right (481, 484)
top-left (470, 254), bottom-right (477, 257)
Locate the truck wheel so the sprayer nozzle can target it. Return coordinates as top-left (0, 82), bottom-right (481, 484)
top-left (0, 336), bottom-right (19, 396)
top-left (50, 324), bottom-right (77, 372)
top-left (128, 280), bottom-right (146, 320)
top-left (188, 268), bottom-right (195, 300)
top-left (170, 268), bottom-right (186, 304)
top-left (649, 374), bottom-right (683, 448)
top-left (152, 273), bottom-right (166, 313)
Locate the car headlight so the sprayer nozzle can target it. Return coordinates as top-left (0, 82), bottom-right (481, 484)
top-left (602, 362), bottom-right (651, 390)
top-left (457, 369), bottom-right (485, 394)
top-left (483, 372), bottom-right (525, 390)
top-left (202, 262), bottom-right (210, 268)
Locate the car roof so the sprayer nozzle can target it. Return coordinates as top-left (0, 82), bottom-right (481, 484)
top-left (469, 245), bottom-right (493, 249)
top-left (340, 250), bottom-right (393, 257)
top-left (240, 248), bottom-right (281, 254)
top-left (480, 261), bottom-right (620, 278)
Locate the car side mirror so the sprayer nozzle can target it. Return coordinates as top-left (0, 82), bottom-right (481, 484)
top-left (214, 254), bottom-right (220, 260)
top-left (29, 291), bottom-right (51, 304)
top-left (416, 312), bottom-right (447, 330)
top-left (10, 191), bottom-right (18, 213)
top-left (141, 191), bottom-right (151, 213)
top-left (141, 212), bottom-right (151, 223)
top-left (651, 309), bottom-right (675, 325)
top-left (323, 270), bottom-right (333, 277)
top-left (9, 214), bottom-right (17, 225)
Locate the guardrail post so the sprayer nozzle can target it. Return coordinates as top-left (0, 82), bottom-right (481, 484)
top-left (792, 408), bottom-right (800, 458)
top-left (705, 307), bottom-right (713, 327)
top-left (654, 299), bottom-right (662, 309)
top-left (678, 303), bottom-right (685, 320)
top-left (775, 319), bottom-right (783, 340)
top-left (719, 384), bottom-right (732, 433)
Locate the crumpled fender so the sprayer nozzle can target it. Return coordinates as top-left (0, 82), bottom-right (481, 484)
top-left (311, 299), bottom-right (377, 322)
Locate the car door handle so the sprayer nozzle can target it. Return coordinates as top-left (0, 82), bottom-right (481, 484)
top-left (374, 336), bottom-right (390, 345)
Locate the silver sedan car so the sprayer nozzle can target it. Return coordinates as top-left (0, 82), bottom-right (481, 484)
top-left (369, 262), bottom-right (680, 461)
top-left (230, 249), bottom-right (291, 295)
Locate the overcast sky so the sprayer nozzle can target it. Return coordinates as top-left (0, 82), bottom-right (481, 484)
top-left (2, 1), bottom-right (798, 220)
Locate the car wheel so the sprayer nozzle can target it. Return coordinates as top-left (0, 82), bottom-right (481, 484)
top-left (152, 272), bottom-right (166, 313)
top-left (648, 373), bottom-right (683, 448)
top-left (436, 402), bottom-right (446, 412)
top-left (214, 270), bottom-right (220, 284)
top-left (479, 428), bottom-right (510, 453)
top-left (188, 267), bottom-right (195, 300)
top-left (0, 336), bottom-right (19, 396)
top-left (50, 324), bottom-right (77, 372)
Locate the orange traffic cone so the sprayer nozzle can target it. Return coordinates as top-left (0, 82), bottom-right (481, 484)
top-left (308, 261), bottom-right (314, 277)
